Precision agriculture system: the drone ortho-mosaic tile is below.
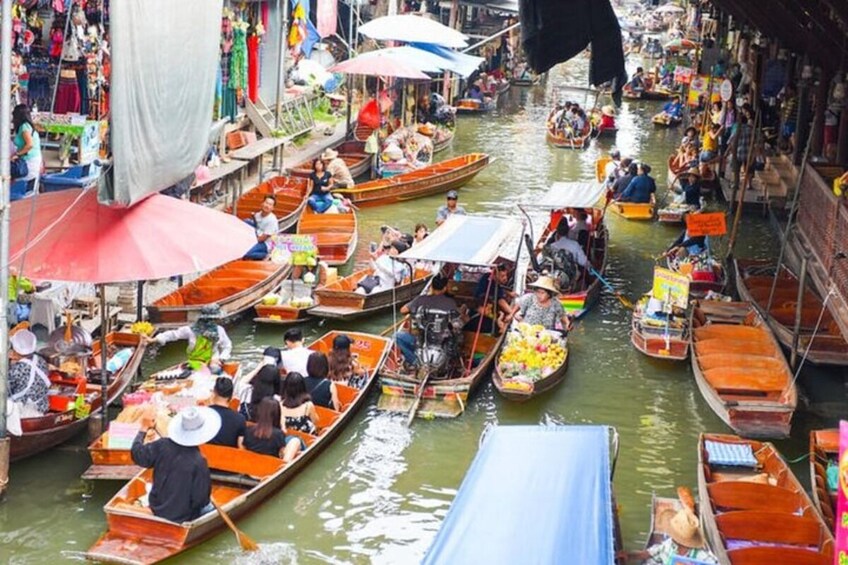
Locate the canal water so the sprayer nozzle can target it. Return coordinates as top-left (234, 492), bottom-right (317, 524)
top-left (3, 57), bottom-right (846, 564)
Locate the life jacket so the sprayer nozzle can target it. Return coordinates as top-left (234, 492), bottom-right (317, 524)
top-left (186, 334), bottom-right (215, 371)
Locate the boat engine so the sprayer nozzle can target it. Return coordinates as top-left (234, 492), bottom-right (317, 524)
top-left (413, 307), bottom-right (463, 379)
top-left (540, 245), bottom-right (579, 292)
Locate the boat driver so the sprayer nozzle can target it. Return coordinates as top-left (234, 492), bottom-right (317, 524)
top-left (395, 275), bottom-right (460, 368)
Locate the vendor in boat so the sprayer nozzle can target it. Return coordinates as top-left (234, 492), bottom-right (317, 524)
top-left (8, 329), bottom-right (50, 415)
top-left (677, 169), bottom-right (702, 208)
top-left (396, 275), bottom-right (460, 367)
top-left (680, 126), bottom-right (699, 150)
top-left (664, 227), bottom-right (708, 259)
top-left (8, 266), bottom-right (35, 325)
top-left (621, 506), bottom-right (717, 564)
top-left (511, 276), bottom-right (572, 333)
top-left (292, 254), bottom-right (328, 288)
top-left (416, 94), bottom-right (434, 124)
top-left (599, 105), bottom-right (617, 132)
top-left (660, 95), bottom-right (684, 121)
top-left (467, 80), bottom-right (485, 102)
top-left (603, 150), bottom-right (621, 186)
top-left (435, 190), bottom-right (467, 226)
top-left (322, 148), bottom-right (355, 189)
top-left (243, 194), bottom-right (278, 261)
top-left (132, 406), bottom-right (219, 523)
top-left (629, 67), bottom-right (646, 93)
top-left (307, 158), bottom-right (335, 213)
top-left (617, 163), bottom-right (656, 203)
top-left (150, 304), bottom-right (233, 372)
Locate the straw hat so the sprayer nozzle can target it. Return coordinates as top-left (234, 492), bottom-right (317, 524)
top-left (168, 406), bottom-right (222, 447)
top-left (321, 148), bottom-right (339, 160)
top-left (11, 329), bottom-right (37, 356)
top-left (601, 105), bottom-right (616, 117)
top-left (685, 167), bottom-right (701, 178)
top-left (529, 275), bottom-right (560, 295)
top-left (659, 508), bottom-right (706, 549)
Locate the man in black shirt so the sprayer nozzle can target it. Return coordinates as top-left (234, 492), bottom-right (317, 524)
top-left (397, 276), bottom-right (460, 366)
top-left (207, 377), bottom-right (246, 448)
top-left (132, 406), bottom-right (220, 523)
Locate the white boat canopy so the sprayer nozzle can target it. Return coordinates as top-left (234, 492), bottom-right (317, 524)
top-left (531, 181), bottom-right (607, 210)
top-left (399, 215), bottom-right (521, 267)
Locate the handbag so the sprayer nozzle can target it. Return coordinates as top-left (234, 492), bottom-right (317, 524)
top-left (10, 158), bottom-right (28, 180)
top-left (356, 275), bottom-right (381, 294)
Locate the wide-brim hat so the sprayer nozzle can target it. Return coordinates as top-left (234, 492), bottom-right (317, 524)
top-left (602, 105), bottom-right (616, 117)
top-left (529, 275), bottom-right (560, 295)
top-left (321, 148), bottom-right (339, 160)
top-left (168, 406), bottom-right (222, 447)
top-left (659, 508), bottom-right (706, 549)
top-left (11, 329), bottom-right (37, 356)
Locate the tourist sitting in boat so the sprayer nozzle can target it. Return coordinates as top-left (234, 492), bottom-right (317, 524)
top-left (617, 163), bottom-right (656, 203)
top-left (467, 80), bottom-right (485, 102)
top-left (245, 362), bottom-right (283, 422)
top-left (435, 190), bottom-right (467, 226)
top-left (567, 208), bottom-right (591, 247)
top-left (673, 144), bottom-right (699, 173)
top-left (475, 263), bottom-right (515, 326)
top-left (358, 240), bottom-right (410, 295)
top-left (629, 67), bottom-right (646, 93)
top-left (8, 329), bottom-right (50, 415)
top-left (622, 506), bottom-right (717, 564)
top-left (8, 266), bottom-right (35, 325)
top-left (678, 169), bottom-right (702, 208)
top-left (243, 398), bottom-right (302, 462)
top-left (207, 377), bottom-right (246, 448)
top-left (151, 304), bottom-right (232, 372)
top-left (660, 95), bottom-right (684, 121)
top-left (543, 223), bottom-right (589, 288)
top-left (599, 105), bottom-right (617, 132)
top-left (328, 333), bottom-right (366, 389)
top-left (680, 126), bottom-right (699, 150)
top-left (279, 372), bottom-right (319, 435)
top-left (307, 158), bottom-right (335, 213)
top-left (413, 223), bottom-right (429, 245)
top-left (568, 108), bottom-right (588, 137)
top-left (664, 227), bottom-right (708, 259)
top-left (396, 275), bottom-right (460, 367)
top-left (243, 194), bottom-right (278, 260)
top-left (280, 327), bottom-right (312, 377)
top-left (511, 276), bottom-right (571, 333)
top-left (132, 406), bottom-right (219, 522)
top-left (322, 148), bottom-right (355, 189)
top-left (304, 351), bottom-right (340, 411)
top-left (611, 160), bottom-right (638, 199)
top-left (603, 150), bottom-right (621, 186)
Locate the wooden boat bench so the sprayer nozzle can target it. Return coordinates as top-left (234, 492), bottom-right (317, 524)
top-left (727, 546), bottom-right (832, 565)
top-left (716, 511), bottom-right (829, 548)
top-left (703, 368), bottom-right (788, 394)
top-left (707, 481), bottom-right (809, 515)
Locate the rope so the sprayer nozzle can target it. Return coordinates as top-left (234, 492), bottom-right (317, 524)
top-left (786, 287), bottom-right (835, 391)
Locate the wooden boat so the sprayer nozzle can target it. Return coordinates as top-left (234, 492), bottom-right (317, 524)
top-left (690, 301), bottom-right (797, 438)
top-left (254, 300), bottom-right (312, 326)
top-left (809, 429), bottom-right (838, 532)
top-left (651, 113), bottom-right (682, 127)
top-left (667, 154), bottom-right (715, 195)
top-left (290, 140), bottom-right (371, 179)
top-left (667, 255), bottom-right (726, 299)
top-left (657, 203), bottom-right (695, 224)
top-left (588, 109), bottom-right (618, 139)
top-left (82, 362), bottom-right (242, 481)
top-left (698, 433), bottom-right (834, 565)
top-left (455, 97), bottom-right (495, 113)
top-left (227, 176), bottom-right (309, 233)
top-left (546, 120), bottom-right (593, 149)
top-left (734, 259), bottom-right (848, 366)
top-left (431, 128), bottom-right (454, 154)
top-left (630, 296), bottom-right (690, 360)
top-left (332, 153), bottom-right (490, 207)
top-left (85, 331), bottom-right (392, 564)
top-left (495, 81), bottom-right (510, 95)
top-left (492, 333), bottom-right (569, 402)
top-left (296, 206), bottom-right (357, 266)
top-left (147, 260), bottom-right (291, 328)
top-left (12, 332), bottom-right (146, 462)
top-left (609, 193), bottom-right (656, 220)
top-left (309, 266), bottom-right (433, 320)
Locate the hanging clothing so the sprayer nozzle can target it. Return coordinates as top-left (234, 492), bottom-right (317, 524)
top-left (53, 74), bottom-right (81, 114)
top-left (247, 34), bottom-right (259, 103)
top-left (229, 23), bottom-right (248, 93)
top-left (519, 0), bottom-right (626, 103)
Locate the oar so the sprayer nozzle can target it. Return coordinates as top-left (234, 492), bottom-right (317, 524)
top-left (406, 370), bottom-right (432, 427)
top-left (587, 266), bottom-right (633, 309)
top-left (211, 498), bottom-right (259, 552)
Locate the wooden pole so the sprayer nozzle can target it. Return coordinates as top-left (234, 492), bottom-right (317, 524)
top-left (100, 284), bottom-right (110, 434)
top-left (810, 68), bottom-right (831, 157)
top-left (726, 108), bottom-right (761, 256)
top-left (790, 256), bottom-right (807, 369)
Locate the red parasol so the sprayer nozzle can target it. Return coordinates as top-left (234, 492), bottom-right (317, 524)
top-left (329, 50), bottom-right (430, 79)
top-left (9, 189), bottom-right (256, 283)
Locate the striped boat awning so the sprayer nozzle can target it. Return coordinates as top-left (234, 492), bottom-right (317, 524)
top-left (399, 215), bottom-right (521, 266)
top-left (533, 181), bottom-right (606, 209)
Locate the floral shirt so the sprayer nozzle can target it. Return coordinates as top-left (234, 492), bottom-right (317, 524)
top-left (517, 294), bottom-right (565, 330)
top-left (8, 355), bottom-right (50, 414)
top-left (646, 538), bottom-right (718, 565)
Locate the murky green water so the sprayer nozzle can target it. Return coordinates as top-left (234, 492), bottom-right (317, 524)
top-left (3, 58), bottom-right (845, 564)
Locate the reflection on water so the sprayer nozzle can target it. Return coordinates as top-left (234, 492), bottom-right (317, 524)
top-left (2, 56), bottom-right (847, 563)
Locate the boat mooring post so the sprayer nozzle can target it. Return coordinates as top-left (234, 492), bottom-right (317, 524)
top-left (790, 257), bottom-right (807, 370)
top-left (100, 285), bottom-right (110, 434)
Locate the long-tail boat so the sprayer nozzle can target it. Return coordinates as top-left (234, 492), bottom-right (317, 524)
top-left (227, 176), bottom-right (310, 233)
top-left (734, 258), bottom-right (848, 366)
top-left (12, 332), bottom-right (146, 461)
top-left (308, 266), bottom-right (433, 320)
top-left (529, 181), bottom-right (608, 319)
top-left (147, 260), bottom-right (291, 328)
top-left (698, 433), bottom-right (834, 565)
top-left (690, 301), bottom-right (797, 438)
top-left (455, 97), bottom-right (495, 113)
top-left (378, 215), bottom-right (519, 419)
top-left (332, 153), bottom-right (490, 207)
top-left (295, 206), bottom-right (357, 266)
top-left (630, 294), bottom-right (690, 360)
top-left (85, 331), bottom-right (391, 564)
top-left (546, 120), bottom-right (593, 149)
top-left (810, 429), bottom-right (838, 532)
top-left (83, 362), bottom-right (242, 481)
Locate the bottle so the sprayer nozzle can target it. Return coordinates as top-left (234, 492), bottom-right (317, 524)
top-left (106, 348), bottom-right (132, 373)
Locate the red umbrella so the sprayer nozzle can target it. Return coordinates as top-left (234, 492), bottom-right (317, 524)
top-left (329, 49), bottom-right (430, 79)
top-left (10, 189), bottom-right (256, 283)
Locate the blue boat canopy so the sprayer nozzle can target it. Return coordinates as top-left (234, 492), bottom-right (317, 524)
top-left (398, 215), bottom-right (521, 267)
top-left (423, 425), bottom-right (616, 565)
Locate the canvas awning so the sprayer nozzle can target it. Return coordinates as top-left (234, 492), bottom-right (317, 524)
top-left (531, 181), bottom-right (607, 209)
top-left (423, 426), bottom-right (616, 564)
top-left (398, 215), bottom-right (520, 266)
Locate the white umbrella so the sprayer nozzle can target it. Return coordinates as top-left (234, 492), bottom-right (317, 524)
top-left (655, 4), bottom-right (685, 14)
top-left (359, 15), bottom-right (468, 49)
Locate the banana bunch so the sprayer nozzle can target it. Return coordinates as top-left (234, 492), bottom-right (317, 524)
top-left (131, 321), bottom-right (155, 336)
top-left (498, 323), bottom-right (566, 382)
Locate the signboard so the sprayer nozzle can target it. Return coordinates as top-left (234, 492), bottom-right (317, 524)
top-left (719, 78), bottom-right (733, 102)
top-left (273, 234), bottom-right (317, 266)
top-left (79, 121), bottom-right (101, 164)
top-left (107, 421), bottom-right (141, 449)
top-left (687, 75), bottom-right (721, 107)
top-left (836, 420), bottom-right (848, 564)
top-left (673, 66), bottom-right (694, 85)
top-left (685, 212), bottom-right (727, 237)
top-left (652, 266), bottom-right (690, 309)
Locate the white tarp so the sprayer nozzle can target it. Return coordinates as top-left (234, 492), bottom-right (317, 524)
top-left (105, 0), bottom-right (223, 206)
top-left (533, 182), bottom-right (607, 209)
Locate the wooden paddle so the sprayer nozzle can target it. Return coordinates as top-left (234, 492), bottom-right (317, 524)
top-left (406, 369), bottom-right (432, 427)
top-left (588, 266), bottom-right (633, 309)
top-left (211, 498), bottom-right (259, 552)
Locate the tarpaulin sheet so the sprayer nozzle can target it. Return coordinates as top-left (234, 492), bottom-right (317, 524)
top-left (106, 0), bottom-right (222, 206)
top-left (423, 426), bottom-right (615, 565)
top-left (398, 215), bottom-right (521, 267)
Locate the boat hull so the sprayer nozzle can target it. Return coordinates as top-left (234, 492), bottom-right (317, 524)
top-left (810, 429), bottom-right (838, 532)
top-left (227, 176), bottom-right (310, 233)
top-left (296, 207), bottom-right (358, 266)
top-left (309, 268), bottom-right (433, 320)
top-left (492, 351), bottom-right (569, 402)
top-left (630, 318), bottom-right (689, 360)
top-left (609, 194), bottom-right (656, 220)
